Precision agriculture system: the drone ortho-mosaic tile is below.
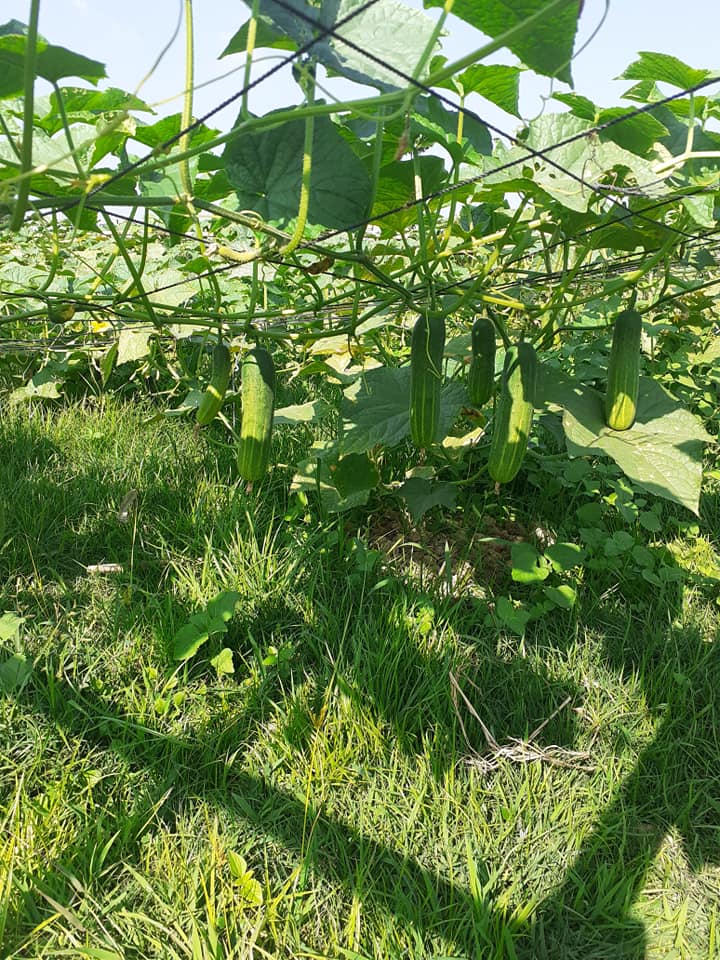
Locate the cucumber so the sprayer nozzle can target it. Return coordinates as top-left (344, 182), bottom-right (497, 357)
top-left (409, 311), bottom-right (445, 449)
top-left (196, 342), bottom-right (232, 426)
top-left (237, 347), bottom-right (275, 482)
top-left (468, 317), bottom-right (496, 407)
top-left (487, 342), bottom-right (537, 484)
top-left (605, 308), bottom-right (642, 431)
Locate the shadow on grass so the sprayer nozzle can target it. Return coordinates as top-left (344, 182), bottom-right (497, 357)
top-left (2, 412), bottom-right (719, 957)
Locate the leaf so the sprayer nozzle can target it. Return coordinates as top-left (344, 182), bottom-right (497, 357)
top-left (117, 328), bottom-right (152, 365)
top-left (397, 477), bottom-right (458, 521)
top-left (485, 114), bottom-right (668, 212)
top-left (620, 51), bottom-right (711, 90)
top-left (251, 0), bottom-right (438, 89)
top-left (542, 584), bottom-right (576, 610)
top-left (274, 400), bottom-right (330, 425)
top-left (424, 0), bottom-right (582, 84)
top-left (211, 647), bottom-right (235, 676)
top-left (494, 596), bottom-right (531, 636)
top-left (0, 25), bottom-right (105, 98)
top-left (545, 542), bottom-right (585, 572)
top-left (291, 446), bottom-right (371, 513)
top-left (173, 622), bottom-right (210, 661)
top-left (510, 542), bottom-right (551, 583)
top-left (341, 366), bottom-right (466, 454)
top-left (0, 653), bottom-right (32, 693)
top-left (560, 377), bottom-right (711, 515)
top-left (0, 612), bottom-right (24, 641)
top-left (206, 592), bottom-right (243, 623)
top-left (332, 452), bottom-right (380, 499)
top-left (454, 64), bottom-right (522, 117)
top-left (224, 114), bottom-right (371, 229)
top-left (11, 366), bottom-right (63, 402)
top-left (220, 19), bottom-right (297, 56)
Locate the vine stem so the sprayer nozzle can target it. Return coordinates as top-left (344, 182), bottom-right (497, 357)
top-left (179, 0), bottom-right (195, 199)
top-left (9, 0), bottom-right (41, 231)
top-left (279, 67), bottom-right (316, 257)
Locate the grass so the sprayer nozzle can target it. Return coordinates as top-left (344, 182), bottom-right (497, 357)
top-left (1, 396), bottom-right (719, 959)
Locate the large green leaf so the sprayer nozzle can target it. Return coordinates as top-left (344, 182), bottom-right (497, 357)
top-left (224, 114), bottom-right (371, 229)
top-left (424, 0), bottom-right (581, 84)
top-left (341, 366), bottom-right (466, 453)
top-left (239, 0), bottom-right (438, 89)
top-left (620, 51), bottom-right (711, 90)
top-left (559, 377), bottom-right (711, 515)
top-left (0, 23), bottom-right (105, 98)
top-left (483, 114), bottom-right (668, 212)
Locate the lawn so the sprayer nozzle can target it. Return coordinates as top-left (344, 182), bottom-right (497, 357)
top-left (1, 398), bottom-right (719, 959)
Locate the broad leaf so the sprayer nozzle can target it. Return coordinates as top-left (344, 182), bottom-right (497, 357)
top-left (560, 377), bottom-right (711, 515)
top-left (224, 114), bottom-right (371, 229)
top-left (620, 51), bottom-right (711, 90)
top-left (0, 25), bottom-right (105, 97)
top-left (341, 366), bottom-right (466, 454)
top-left (397, 477), bottom-right (458, 520)
top-left (248, 0), bottom-right (438, 89)
top-left (424, 0), bottom-right (582, 84)
top-left (511, 542), bottom-right (551, 583)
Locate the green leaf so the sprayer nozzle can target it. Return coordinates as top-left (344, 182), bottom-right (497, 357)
top-left (510, 542), bottom-right (551, 583)
top-left (252, 0), bottom-right (439, 89)
top-left (424, 0), bottom-right (582, 84)
top-left (561, 377), bottom-right (711, 515)
top-left (485, 114), bottom-right (667, 212)
top-left (210, 647), bottom-right (236, 676)
top-left (221, 19), bottom-right (297, 56)
top-left (0, 24), bottom-right (105, 98)
top-left (117, 328), bottom-right (152, 365)
top-left (494, 596), bottom-right (531, 636)
top-left (397, 477), bottom-right (458, 521)
top-left (0, 653), bottom-right (32, 693)
top-left (274, 400), bottom-right (330, 425)
top-left (224, 114), bottom-right (371, 229)
top-left (332, 452), bottom-right (380, 499)
top-left (341, 366), bottom-right (466, 454)
top-left (206, 592), bottom-right (242, 623)
top-left (454, 64), bottom-right (521, 117)
top-left (173, 622), bottom-right (210, 660)
top-left (291, 445), bottom-right (371, 513)
top-left (0, 612), bottom-right (24, 642)
top-left (542, 584), bottom-right (576, 610)
top-left (620, 51), bottom-right (711, 90)
top-left (545, 542), bottom-right (585, 572)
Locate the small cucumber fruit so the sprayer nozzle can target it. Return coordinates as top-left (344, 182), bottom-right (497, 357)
top-left (468, 317), bottom-right (496, 407)
top-left (605, 308), bottom-right (642, 431)
top-left (237, 347), bottom-right (275, 482)
top-left (410, 311), bottom-right (445, 449)
top-left (196, 342), bottom-right (232, 426)
top-left (488, 342), bottom-right (537, 484)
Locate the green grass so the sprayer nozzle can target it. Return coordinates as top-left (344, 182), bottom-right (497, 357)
top-left (1, 398), bottom-right (719, 959)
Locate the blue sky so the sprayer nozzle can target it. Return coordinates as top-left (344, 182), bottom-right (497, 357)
top-left (12, 0), bottom-right (720, 137)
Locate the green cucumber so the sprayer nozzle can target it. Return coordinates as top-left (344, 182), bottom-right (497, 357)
top-left (487, 342), bottom-right (537, 484)
top-left (409, 311), bottom-right (445, 449)
top-left (196, 342), bottom-right (232, 426)
top-left (605, 308), bottom-right (642, 431)
top-left (468, 317), bottom-right (496, 407)
top-left (237, 347), bottom-right (275, 482)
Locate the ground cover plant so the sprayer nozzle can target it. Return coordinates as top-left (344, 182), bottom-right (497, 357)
top-left (1, 0), bottom-right (720, 956)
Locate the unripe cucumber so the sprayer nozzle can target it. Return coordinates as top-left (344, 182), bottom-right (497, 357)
top-left (237, 347), bottom-right (275, 482)
top-left (196, 342), bottom-right (232, 426)
top-left (468, 317), bottom-right (496, 407)
top-left (487, 342), bottom-right (537, 484)
top-left (410, 311), bottom-right (445, 449)
top-left (605, 308), bottom-right (642, 431)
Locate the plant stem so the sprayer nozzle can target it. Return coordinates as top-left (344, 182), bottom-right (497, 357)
top-left (9, 0), bottom-right (41, 231)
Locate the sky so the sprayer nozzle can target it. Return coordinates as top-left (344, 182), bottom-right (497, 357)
top-left (9, 0), bottom-right (720, 141)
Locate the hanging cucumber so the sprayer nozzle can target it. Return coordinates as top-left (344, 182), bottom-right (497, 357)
top-left (605, 308), bottom-right (642, 431)
top-left (409, 311), bottom-right (446, 449)
top-left (196, 342), bottom-right (232, 426)
top-left (237, 347), bottom-right (275, 482)
top-left (468, 317), bottom-right (496, 407)
top-left (487, 342), bottom-right (537, 484)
